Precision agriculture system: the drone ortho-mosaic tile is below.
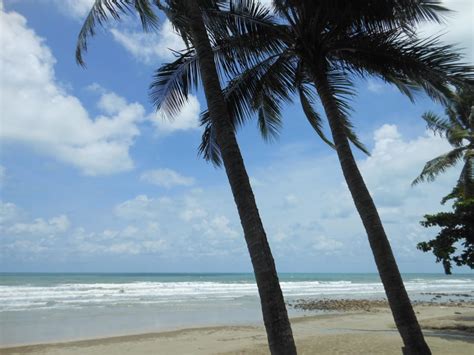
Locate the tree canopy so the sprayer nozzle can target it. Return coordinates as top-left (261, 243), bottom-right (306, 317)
top-left (418, 192), bottom-right (474, 274)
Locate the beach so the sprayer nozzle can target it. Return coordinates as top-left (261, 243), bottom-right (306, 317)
top-left (1, 304), bottom-right (473, 354)
top-left (1, 273), bottom-right (473, 354)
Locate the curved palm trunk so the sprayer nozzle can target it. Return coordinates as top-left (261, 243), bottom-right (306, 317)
top-left (313, 71), bottom-right (431, 355)
top-left (185, 2), bottom-right (296, 354)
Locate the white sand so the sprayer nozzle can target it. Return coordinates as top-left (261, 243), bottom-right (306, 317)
top-left (1, 305), bottom-right (472, 354)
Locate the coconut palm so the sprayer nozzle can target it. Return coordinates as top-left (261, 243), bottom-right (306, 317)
top-left (75, 1), bottom-right (296, 353)
top-left (153, 1), bottom-right (473, 353)
top-left (413, 87), bottom-right (474, 198)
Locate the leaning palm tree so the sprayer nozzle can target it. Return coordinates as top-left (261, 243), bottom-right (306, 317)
top-left (75, 1), bottom-right (296, 353)
top-left (413, 87), bottom-right (474, 198)
top-left (154, 1), bottom-right (473, 353)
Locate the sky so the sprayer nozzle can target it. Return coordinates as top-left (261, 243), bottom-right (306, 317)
top-left (0, 0), bottom-right (473, 273)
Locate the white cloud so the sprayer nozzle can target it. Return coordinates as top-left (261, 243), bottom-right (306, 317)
top-left (140, 168), bottom-right (195, 188)
top-left (367, 79), bottom-right (386, 93)
top-left (193, 215), bottom-right (239, 240)
top-left (257, 0), bottom-right (274, 9)
top-left (95, 89), bottom-right (131, 115)
top-left (180, 206), bottom-right (207, 222)
top-left (110, 19), bottom-right (186, 63)
top-left (360, 124), bottom-right (453, 208)
top-left (69, 221), bottom-right (166, 256)
top-left (0, 201), bottom-right (21, 225)
top-left (111, 192), bottom-right (242, 256)
top-left (0, 204), bottom-right (71, 257)
top-left (114, 194), bottom-right (160, 220)
top-left (312, 235), bottom-right (343, 253)
top-left (0, 7), bottom-right (146, 175)
top-left (1, 109), bottom-right (461, 270)
top-left (51, 0), bottom-right (94, 21)
top-left (149, 95), bottom-right (201, 134)
top-left (85, 125), bottom-right (458, 266)
top-left (241, 123), bottom-right (459, 267)
top-left (284, 194), bottom-right (299, 207)
top-left (7, 215), bottom-right (70, 236)
top-left (49, 1), bottom-right (185, 64)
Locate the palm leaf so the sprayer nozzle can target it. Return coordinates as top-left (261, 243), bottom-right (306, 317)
top-left (325, 69), bottom-right (371, 155)
top-left (149, 50), bottom-right (200, 118)
top-left (422, 111), bottom-right (467, 147)
top-left (199, 112), bottom-right (222, 167)
top-left (332, 31), bottom-right (474, 104)
top-left (297, 84), bottom-right (335, 149)
top-left (422, 111), bottom-right (452, 134)
top-left (412, 147), bottom-right (466, 185)
top-left (76, 0), bottom-right (158, 66)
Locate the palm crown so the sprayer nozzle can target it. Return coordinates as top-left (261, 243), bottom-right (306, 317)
top-left (413, 87), bottom-right (474, 197)
top-left (148, 0), bottom-right (472, 165)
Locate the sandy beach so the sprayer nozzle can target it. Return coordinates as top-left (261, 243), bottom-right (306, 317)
top-left (1, 304), bottom-right (472, 355)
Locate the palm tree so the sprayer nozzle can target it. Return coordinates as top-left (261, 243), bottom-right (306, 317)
top-left (413, 87), bottom-right (474, 198)
top-left (75, 1), bottom-right (296, 353)
top-left (155, 1), bottom-right (473, 353)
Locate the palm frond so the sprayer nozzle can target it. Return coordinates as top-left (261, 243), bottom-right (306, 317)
top-left (412, 147), bottom-right (466, 185)
top-left (344, 122), bottom-right (371, 156)
top-left (274, 0), bottom-right (448, 35)
top-left (76, 0), bottom-right (158, 66)
top-left (422, 111), bottom-right (452, 134)
top-left (297, 84), bottom-right (335, 148)
top-left (198, 112), bottom-right (222, 167)
top-left (250, 54), bottom-right (297, 140)
top-left (149, 50), bottom-right (200, 118)
top-left (223, 52), bottom-right (296, 129)
top-left (324, 69), bottom-right (371, 155)
top-left (446, 86), bottom-right (474, 129)
top-left (422, 111), bottom-right (467, 147)
top-left (256, 98), bottom-right (283, 141)
top-left (332, 31), bottom-right (474, 105)
top-left (208, 0), bottom-right (284, 40)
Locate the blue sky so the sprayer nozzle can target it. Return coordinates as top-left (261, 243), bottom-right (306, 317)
top-left (0, 0), bottom-right (473, 273)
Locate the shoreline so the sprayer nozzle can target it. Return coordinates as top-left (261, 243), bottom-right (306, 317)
top-left (2, 304), bottom-right (473, 354)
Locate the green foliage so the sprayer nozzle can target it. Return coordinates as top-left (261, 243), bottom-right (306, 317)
top-left (149, 1), bottom-right (472, 165)
top-left (412, 87), bottom-right (474, 197)
top-left (418, 193), bottom-right (474, 274)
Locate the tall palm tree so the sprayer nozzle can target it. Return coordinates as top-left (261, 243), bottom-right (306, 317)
top-left (75, 1), bottom-right (296, 353)
top-left (413, 87), bottom-right (474, 198)
top-left (155, 1), bottom-right (473, 354)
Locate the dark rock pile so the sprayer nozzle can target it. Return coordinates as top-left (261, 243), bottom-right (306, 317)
top-left (288, 297), bottom-right (474, 312)
top-left (288, 298), bottom-right (389, 312)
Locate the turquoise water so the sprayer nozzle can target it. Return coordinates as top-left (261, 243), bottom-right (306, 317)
top-left (1, 273), bottom-right (472, 346)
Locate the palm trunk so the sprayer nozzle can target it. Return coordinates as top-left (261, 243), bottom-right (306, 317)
top-left (313, 70), bottom-right (431, 355)
top-left (185, 2), bottom-right (296, 354)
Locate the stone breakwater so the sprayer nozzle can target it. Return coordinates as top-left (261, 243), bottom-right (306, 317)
top-left (288, 298), bottom-right (474, 312)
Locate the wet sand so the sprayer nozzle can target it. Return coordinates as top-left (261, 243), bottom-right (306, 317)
top-left (1, 304), bottom-right (472, 354)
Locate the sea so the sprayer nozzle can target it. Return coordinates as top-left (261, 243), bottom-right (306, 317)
top-left (0, 273), bottom-right (473, 346)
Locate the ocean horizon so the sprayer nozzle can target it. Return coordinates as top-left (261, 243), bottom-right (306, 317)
top-left (1, 272), bottom-right (472, 346)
